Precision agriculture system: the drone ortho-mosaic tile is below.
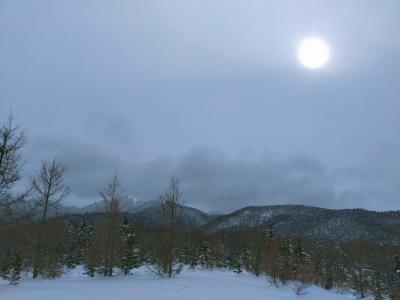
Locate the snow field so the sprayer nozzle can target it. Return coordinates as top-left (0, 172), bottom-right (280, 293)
top-left (0, 267), bottom-right (358, 300)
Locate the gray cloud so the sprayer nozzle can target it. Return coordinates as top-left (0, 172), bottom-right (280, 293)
top-left (24, 137), bottom-right (399, 213)
top-left (174, 147), bottom-right (336, 212)
top-left (1, 0), bottom-right (399, 211)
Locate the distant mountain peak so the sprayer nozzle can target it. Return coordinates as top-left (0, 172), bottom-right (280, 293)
top-left (36, 202), bottom-right (400, 244)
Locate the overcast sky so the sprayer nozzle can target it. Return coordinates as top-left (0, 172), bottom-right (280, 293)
top-left (1, 0), bottom-right (399, 212)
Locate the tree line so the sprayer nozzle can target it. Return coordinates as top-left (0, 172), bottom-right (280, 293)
top-left (0, 114), bottom-right (399, 299)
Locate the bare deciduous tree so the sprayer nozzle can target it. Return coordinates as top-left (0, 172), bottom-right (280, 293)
top-left (152, 176), bottom-right (184, 277)
top-left (31, 159), bottom-right (69, 278)
top-left (0, 113), bottom-right (25, 210)
top-left (97, 172), bottom-right (123, 276)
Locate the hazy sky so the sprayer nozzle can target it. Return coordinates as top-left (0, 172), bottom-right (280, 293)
top-left (1, 0), bottom-right (399, 212)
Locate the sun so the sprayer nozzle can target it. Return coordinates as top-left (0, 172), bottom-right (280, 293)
top-left (297, 37), bottom-right (330, 69)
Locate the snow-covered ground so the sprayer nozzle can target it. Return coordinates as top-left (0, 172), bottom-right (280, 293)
top-left (0, 267), bottom-right (357, 300)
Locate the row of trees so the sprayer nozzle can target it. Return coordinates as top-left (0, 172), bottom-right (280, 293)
top-left (3, 212), bottom-right (398, 298)
top-left (0, 114), bottom-right (70, 280)
top-left (0, 114), bottom-right (187, 282)
top-left (0, 114), bottom-right (399, 299)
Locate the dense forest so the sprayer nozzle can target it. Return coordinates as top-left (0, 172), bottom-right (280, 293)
top-left (0, 115), bottom-right (399, 299)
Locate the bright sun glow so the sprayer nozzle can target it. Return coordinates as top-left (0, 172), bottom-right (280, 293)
top-left (298, 37), bottom-right (330, 69)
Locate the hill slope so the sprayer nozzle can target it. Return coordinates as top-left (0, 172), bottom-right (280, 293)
top-left (24, 202), bottom-right (400, 244)
top-left (203, 205), bottom-right (400, 242)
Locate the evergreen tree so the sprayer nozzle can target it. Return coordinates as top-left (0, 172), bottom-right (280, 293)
top-left (64, 225), bottom-right (80, 268)
top-left (222, 248), bottom-right (236, 270)
top-left (181, 241), bottom-right (197, 269)
top-left (232, 254), bottom-right (243, 274)
top-left (0, 251), bottom-right (22, 285)
top-left (265, 223), bottom-right (275, 240)
top-left (81, 223), bottom-right (97, 277)
top-left (198, 241), bottom-right (211, 269)
top-left (291, 239), bottom-right (312, 287)
top-left (323, 264), bottom-right (334, 290)
top-left (118, 217), bottom-right (141, 275)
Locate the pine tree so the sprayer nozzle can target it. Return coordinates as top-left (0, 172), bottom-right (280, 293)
top-left (232, 254), bottom-right (243, 274)
top-left (265, 223), bottom-right (275, 240)
top-left (64, 225), bottom-right (80, 268)
top-left (81, 223), bottom-right (97, 277)
top-left (217, 232), bottom-right (232, 269)
top-left (323, 265), bottom-right (334, 290)
top-left (291, 239), bottom-right (312, 289)
top-left (118, 217), bottom-right (141, 275)
top-left (0, 251), bottom-right (23, 285)
top-left (79, 223), bottom-right (95, 247)
top-left (198, 241), bottom-right (211, 269)
top-left (181, 240), bottom-right (197, 269)
top-left (222, 248), bottom-right (236, 270)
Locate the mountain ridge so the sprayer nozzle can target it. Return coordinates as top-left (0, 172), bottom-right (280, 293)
top-left (54, 202), bottom-right (400, 244)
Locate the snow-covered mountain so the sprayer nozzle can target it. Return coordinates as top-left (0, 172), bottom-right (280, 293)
top-left (1, 196), bottom-right (158, 220)
top-left (10, 200), bottom-right (399, 243)
top-left (77, 197), bottom-right (212, 226)
top-left (202, 205), bottom-right (400, 243)
top-left (128, 204), bottom-right (213, 227)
